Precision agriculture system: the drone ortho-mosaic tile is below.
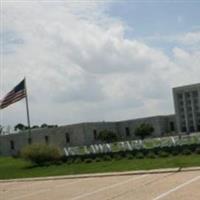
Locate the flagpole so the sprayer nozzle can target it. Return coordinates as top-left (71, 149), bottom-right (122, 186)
top-left (24, 78), bottom-right (31, 135)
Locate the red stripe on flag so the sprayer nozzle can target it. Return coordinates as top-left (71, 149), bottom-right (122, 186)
top-left (0, 90), bottom-right (26, 109)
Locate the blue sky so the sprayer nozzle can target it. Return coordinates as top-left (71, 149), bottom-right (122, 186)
top-left (107, 1), bottom-right (200, 54)
top-left (108, 1), bottom-right (200, 36)
top-left (1, 0), bottom-right (200, 128)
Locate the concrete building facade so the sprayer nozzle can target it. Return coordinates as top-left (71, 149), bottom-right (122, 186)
top-left (0, 115), bottom-right (176, 156)
top-left (173, 83), bottom-right (200, 133)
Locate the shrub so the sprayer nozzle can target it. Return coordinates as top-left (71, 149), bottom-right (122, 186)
top-left (74, 157), bottom-right (82, 164)
top-left (135, 152), bottom-right (144, 159)
top-left (61, 155), bottom-right (68, 162)
top-left (182, 148), bottom-right (192, 155)
top-left (102, 155), bottom-right (112, 161)
top-left (66, 158), bottom-right (74, 165)
top-left (21, 144), bottom-right (61, 165)
top-left (195, 147), bottom-right (200, 154)
top-left (95, 157), bottom-right (102, 162)
top-left (84, 158), bottom-right (93, 163)
top-left (171, 148), bottom-right (180, 156)
top-left (113, 153), bottom-right (122, 160)
top-left (157, 151), bottom-right (169, 158)
top-left (146, 151), bottom-right (156, 159)
top-left (125, 153), bottom-right (134, 160)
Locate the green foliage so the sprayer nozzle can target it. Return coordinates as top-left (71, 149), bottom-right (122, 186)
top-left (195, 147), bottom-right (200, 154)
top-left (97, 130), bottom-right (118, 143)
top-left (14, 123), bottom-right (27, 131)
top-left (0, 125), bottom-right (3, 134)
top-left (95, 157), bottom-right (102, 162)
top-left (146, 151), bottom-right (157, 159)
top-left (31, 125), bottom-right (39, 129)
top-left (113, 153), bottom-right (122, 160)
top-left (40, 124), bottom-right (58, 128)
top-left (102, 155), bottom-right (112, 161)
top-left (84, 158), bottom-right (93, 163)
top-left (135, 152), bottom-right (144, 159)
top-left (182, 148), bottom-right (192, 155)
top-left (134, 123), bottom-right (154, 140)
top-left (157, 151), bottom-right (169, 158)
top-left (21, 144), bottom-right (61, 165)
top-left (126, 153), bottom-right (134, 160)
top-left (41, 123), bottom-right (48, 128)
top-left (73, 157), bottom-right (82, 164)
top-left (66, 158), bottom-right (74, 165)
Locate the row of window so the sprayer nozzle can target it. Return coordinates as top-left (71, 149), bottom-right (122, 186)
top-left (9, 133), bottom-right (71, 150)
top-left (177, 91), bottom-right (199, 102)
top-left (93, 124), bottom-right (176, 140)
top-left (181, 126), bottom-right (200, 132)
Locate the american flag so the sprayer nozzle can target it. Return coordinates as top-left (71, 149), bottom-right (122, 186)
top-left (0, 79), bottom-right (26, 109)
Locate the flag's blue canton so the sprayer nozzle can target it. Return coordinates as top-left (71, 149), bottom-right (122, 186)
top-left (14, 80), bottom-right (25, 92)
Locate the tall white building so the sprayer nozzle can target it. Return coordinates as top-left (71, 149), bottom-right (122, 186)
top-left (173, 83), bottom-right (200, 133)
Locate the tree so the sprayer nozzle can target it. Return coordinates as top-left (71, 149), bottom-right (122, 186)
top-left (134, 123), bottom-right (154, 140)
top-left (31, 125), bottom-right (39, 129)
top-left (97, 130), bottom-right (118, 143)
top-left (40, 124), bottom-right (58, 129)
top-left (14, 123), bottom-right (26, 131)
top-left (0, 125), bottom-right (3, 135)
top-left (41, 123), bottom-right (48, 128)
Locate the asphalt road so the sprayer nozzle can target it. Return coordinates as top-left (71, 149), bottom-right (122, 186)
top-left (0, 170), bottom-right (200, 200)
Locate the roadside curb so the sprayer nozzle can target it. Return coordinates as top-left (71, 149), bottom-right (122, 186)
top-left (1, 167), bottom-right (200, 183)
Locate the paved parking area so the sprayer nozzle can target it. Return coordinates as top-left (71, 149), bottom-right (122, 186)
top-left (0, 170), bottom-right (200, 200)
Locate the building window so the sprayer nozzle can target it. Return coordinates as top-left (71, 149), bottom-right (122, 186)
top-left (65, 133), bottom-right (70, 143)
top-left (93, 129), bottom-right (97, 140)
top-left (185, 92), bottom-right (190, 98)
top-left (170, 122), bottom-right (175, 131)
top-left (192, 91), bottom-right (198, 97)
top-left (181, 126), bottom-right (186, 132)
top-left (179, 101), bottom-right (184, 106)
top-left (181, 114), bottom-right (185, 119)
top-left (189, 126), bottom-right (194, 132)
top-left (10, 140), bottom-right (15, 150)
top-left (125, 127), bottom-right (130, 137)
top-left (45, 136), bottom-right (49, 144)
top-left (194, 99), bottom-right (199, 104)
top-left (177, 93), bottom-right (183, 99)
top-left (28, 138), bottom-right (32, 145)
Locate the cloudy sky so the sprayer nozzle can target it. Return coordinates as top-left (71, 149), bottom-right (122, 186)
top-left (1, 0), bottom-right (200, 127)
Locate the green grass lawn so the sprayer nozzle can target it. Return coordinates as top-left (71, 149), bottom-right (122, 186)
top-left (0, 154), bottom-right (200, 180)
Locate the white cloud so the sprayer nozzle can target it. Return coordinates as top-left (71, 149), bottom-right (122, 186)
top-left (178, 31), bottom-right (200, 45)
top-left (142, 31), bottom-right (200, 49)
top-left (1, 1), bottom-right (200, 127)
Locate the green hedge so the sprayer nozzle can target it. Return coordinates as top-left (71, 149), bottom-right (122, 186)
top-left (21, 143), bottom-right (200, 166)
top-left (21, 144), bottom-right (61, 165)
top-left (61, 143), bottom-right (200, 164)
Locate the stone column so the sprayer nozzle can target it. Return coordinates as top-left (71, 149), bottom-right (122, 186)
top-left (173, 89), bottom-right (181, 133)
top-left (183, 92), bottom-right (189, 133)
top-left (191, 91), bottom-right (197, 131)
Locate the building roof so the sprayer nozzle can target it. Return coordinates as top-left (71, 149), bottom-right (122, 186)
top-left (173, 83), bottom-right (200, 91)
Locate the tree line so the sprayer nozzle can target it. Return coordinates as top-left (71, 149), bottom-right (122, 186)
top-left (14, 123), bottom-right (58, 131)
top-left (97, 123), bottom-right (154, 142)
